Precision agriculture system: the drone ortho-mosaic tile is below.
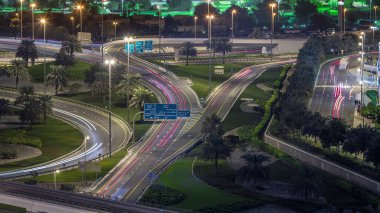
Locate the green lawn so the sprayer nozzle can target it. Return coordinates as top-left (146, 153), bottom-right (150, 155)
top-left (0, 117), bottom-right (82, 172)
top-left (167, 63), bottom-right (258, 98)
top-left (223, 67), bottom-right (283, 132)
top-left (28, 60), bottom-right (91, 82)
top-left (155, 157), bottom-right (246, 210)
top-left (27, 148), bottom-right (130, 183)
top-left (0, 203), bottom-right (26, 213)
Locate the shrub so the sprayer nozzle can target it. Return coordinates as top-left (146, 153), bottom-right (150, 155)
top-left (141, 184), bottom-right (185, 206)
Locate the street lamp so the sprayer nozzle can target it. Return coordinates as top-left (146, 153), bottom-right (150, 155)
top-left (30, 3), bottom-right (36, 40)
top-left (41, 18), bottom-right (47, 95)
top-left (70, 16), bottom-right (74, 34)
top-left (54, 170), bottom-right (59, 190)
top-left (270, 3), bottom-right (276, 61)
top-left (207, 14), bottom-right (214, 92)
top-left (359, 32), bottom-right (365, 126)
top-left (113, 21), bottom-right (118, 40)
top-left (375, 6), bottom-right (378, 21)
top-left (194, 16), bottom-right (198, 39)
top-left (20, 0), bottom-right (23, 38)
top-left (231, 9), bottom-right (237, 43)
top-left (124, 36), bottom-right (133, 122)
top-left (76, 5), bottom-right (84, 42)
top-left (83, 136), bottom-right (90, 191)
top-left (343, 8), bottom-right (347, 34)
top-left (105, 59), bottom-right (115, 157)
top-left (157, 6), bottom-right (161, 59)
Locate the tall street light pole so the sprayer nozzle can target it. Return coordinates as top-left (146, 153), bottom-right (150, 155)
top-left (375, 6), bottom-right (378, 22)
top-left (360, 32), bottom-right (365, 126)
top-left (77, 5), bottom-right (84, 43)
top-left (194, 16), bottom-right (197, 39)
top-left (83, 136), bottom-right (89, 191)
top-left (20, 0), bottom-right (23, 38)
top-left (41, 18), bottom-right (47, 95)
top-left (70, 16), bottom-right (74, 34)
top-left (231, 9), bottom-right (236, 43)
top-left (105, 59), bottom-right (115, 157)
top-left (101, 4), bottom-right (104, 60)
top-left (54, 170), bottom-right (59, 190)
top-left (30, 3), bottom-right (36, 40)
top-left (113, 21), bottom-right (118, 40)
top-left (208, 0), bottom-right (212, 92)
top-left (124, 36), bottom-right (133, 122)
top-left (270, 3), bottom-right (276, 62)
top-left (157, 6), bottom-right (161, 60)
top-left (344, 8), bottom-right (347, 34)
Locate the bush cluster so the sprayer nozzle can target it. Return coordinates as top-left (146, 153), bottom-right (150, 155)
top-left (141, 184), bottom-right (185, 206)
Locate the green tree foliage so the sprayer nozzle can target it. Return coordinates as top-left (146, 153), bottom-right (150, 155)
top-left (16, 40), bottom-right (38, 67)
top-left (288, 168), bottom-right (322, 201)
top-left (201, 113), bottom-right (224, 140)
top-left (6, 59), bottom-right (29, 88)
top-left (46, 65), bottom-right (69, 95)
top-left (129, 87), bottom-right (154, 121)
top-left (19, 98), bottom-right (43, 127)
top-left (0, 98), bottom-right (11, 119)
top-left (235, 153), bottom-right (270, 191)
top-left (295, 0), bottom-right (317, 23)
top-left (39, 95), bottom-right (53, 124)
top-left (201, 133), bottom-right (232, 173)
top-left (62, 35), bottom-right (82, 57)
top-left (179, 42), bottom-right (197, 66)
top-left (319, 118), bottom-right (347, 152)
top-left (55, 47), bottom-right (74, 67)
top-left (91, 72), bottom-right (109, 105)
top-left (15, 85), bottom-right (35, 105)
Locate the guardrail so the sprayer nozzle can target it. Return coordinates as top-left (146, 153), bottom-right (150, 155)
top-left (264, 116), bottom-right (380, 195)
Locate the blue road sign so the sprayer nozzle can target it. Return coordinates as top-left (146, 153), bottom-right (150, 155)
top-left (144, 103), bottom-right (177, 120)
top-left (177, 110), bottom-right (191, 118)
top-left (145, 40), bottom-right (153, 51)
top-left (125, 44), bottom-right (135, 53)
top-left (135, 41), bottom-right (144, 53)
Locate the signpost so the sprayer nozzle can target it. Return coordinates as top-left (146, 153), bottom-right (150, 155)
top-left (125, 43), bottom-right (135, 53)
top-left (145, 40), bottom-right (153, 51)
top-left (135, 41), bottom-right (144, 53)
top-left (144, 103), bottom-right (191, 120)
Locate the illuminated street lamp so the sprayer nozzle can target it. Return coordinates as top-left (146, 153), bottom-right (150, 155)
top-left (41, 18), bottom-right (47, 94)
top-left (30, 3), bottom-right (36, 40)
top-left (194, 16), bottom-right (198, 39)
top-left (76, 5), bottom-right (84, 42)
top-left (113, 21), bottom-right (118, 40)
top-left (231, 9), bottom-right (237, 43)
top-left (270, 3), bottom-right (276, 61)
top-left (344, 8), bottom-right (347, 34)
top-left (375, 6), bottom-right (378, 21)
top-left (105, 59), bottom-right (115, 157)
top-left (70, 16), bottom-right (74, 34)
top-left (124, 36), bottom-right (133, 122)
top-left (54, 170), bottom-right (59, 190)
top-left (157, 5), bottom-right (161, 59)
top-left (206, 14), bottom-right (215, 91)
top-left (20, 0), bottom-right (23, 38)
top-left (359, 32), bottom-right (365, 126)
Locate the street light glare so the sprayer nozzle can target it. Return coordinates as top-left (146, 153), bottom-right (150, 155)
top-left (30, 3), bottom-right (36, 8)
top-left (105, 59), bottom-right (115, 65)
top-left (124, 36), bottom-right (133, 41)
top-left (232, 9), bottom-right (237, 14)
top-left (56, 170), bottom-right (60, 174)
top-left (40, 19), bottom-right (46, 24)
top-left (86, 136), bottom-right (90, 140)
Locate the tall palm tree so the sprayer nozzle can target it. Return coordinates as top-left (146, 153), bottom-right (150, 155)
top-left (214, 38), bottom-right (232, 64)
top-left (6, 59), bottom-right (30, 88)
top-left (19, 98), bottom-right (42, 128)
top-left (129, 87), bottom-right (154, 121)
top-left (319, 117), bottom-right (347, 152)
top-left (201, 133), bottom-right (231, 173)
top-left (179, 42), bottom-right (197, 66)
top-left (39, 95), bottom-right (53, 124)
top-left (16, 39), bottom-right (38, 67)
top-left (288, 168), bottom-right (322, 202)
top-left (235, 153), bottom-right (270, 191)
top-left (201, 113), bottom-right (224, 139)
top-left (15, 85), bottom-right (35, 105)
top-left (116, 73), bottom-right (142, 121)
top-left (0, 98), bottom-right (11, 119)
top-left (344, 124), bottom-right (377, 163)
top-left (91, 72), bottom-right (109, 105)
top-left (46, 65), bottom-right (69, 95)
top-left (62, 35), bottom-right (82, 57)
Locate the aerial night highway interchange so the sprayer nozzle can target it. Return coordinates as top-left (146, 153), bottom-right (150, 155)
top-left (0, 0), bottom-right (380, 212)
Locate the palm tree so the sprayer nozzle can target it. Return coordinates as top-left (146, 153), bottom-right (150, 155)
top-left (6, 59), bottom-right (30, 88)
top-left (214, 38), bottom-right (232, 64)
top-left (91, 72), bottom-right (109, 105)
top-left (365, 134), bottom-right (380, 168)
top-left (16, 39), bottom-right (38, 67)
top-left (129, 87), bottom-right (154, 121)
top-left (201, 133), bottom-right (232, 173)
top-left (235, 153), bottom-right (270, 191)
top-left (46, 65), bottom-right (69, 95)
top-left (344, 124), bottom-right (377, 163)
top-left (15, 85), bottom-right (35, 105)
top-left (116, 73), bottom-right (142, 98)
top-left (0, 98), bottom-right (11, 119)
top-left (179, 42), bottom-right (197, 66)
top-left (201, 113), bottom-right (224, 139)
top-left (62, 35), bottom-right (82, 57)
top-left (288, 168), bottom-right (322, 202)
top-left (19, 98), bottom-right (42, 128)
top-left (39, 95), bottom-right (53, 124)
top-left (319, 117), bottom-right (347, 152)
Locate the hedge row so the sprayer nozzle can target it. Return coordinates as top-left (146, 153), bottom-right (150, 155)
top-left (0, 129), bottom-right (42, 148)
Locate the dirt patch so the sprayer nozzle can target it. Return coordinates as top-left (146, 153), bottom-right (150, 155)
top-left (0, 144), bottom-right (41, 165)
top-left (256, 83), bottom-right (273, 92)
top-left (239, 101), bottom-right (260, 113)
